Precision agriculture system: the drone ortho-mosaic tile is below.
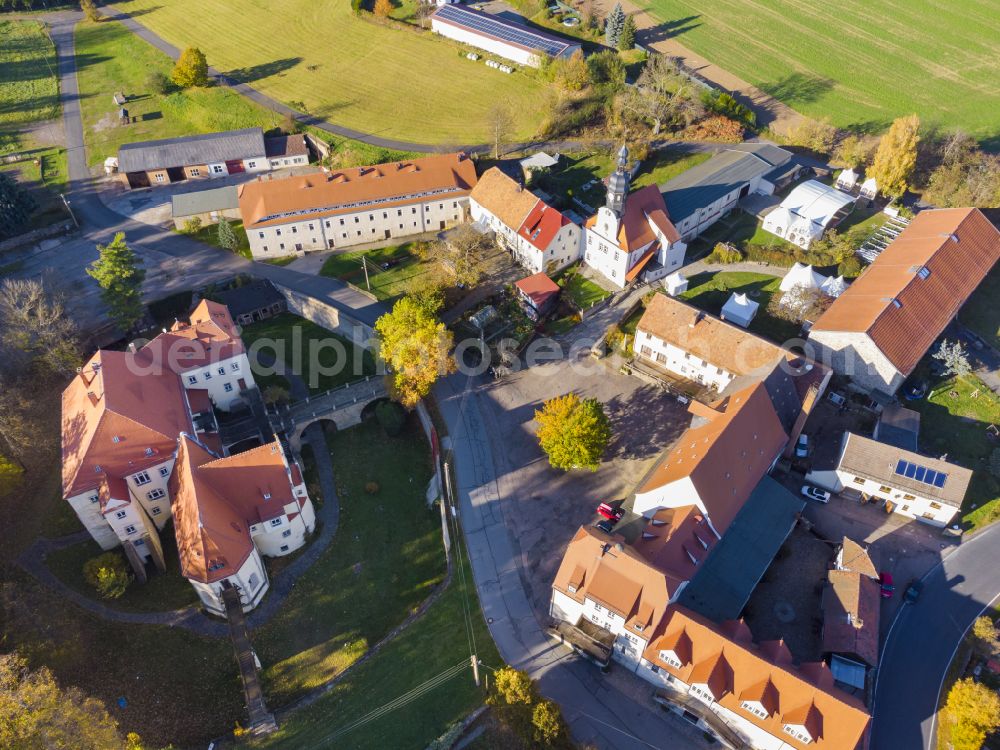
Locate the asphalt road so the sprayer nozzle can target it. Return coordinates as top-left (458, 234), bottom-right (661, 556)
top-left (871, 522), bottom-right (1000, 750)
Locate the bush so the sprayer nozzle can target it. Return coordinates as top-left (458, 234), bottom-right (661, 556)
top-left (838, 255), bottom-right (863, 278)
top-left (701, 90), bottom-right (756, 127)
top-left (365, 481), bottom-right (380, 495)
top-left (375, 400), bottom-right (406, 436)
top-left (83, 552), bottom-right (132, 600)
top-left (182, 216), bottom-right (202, 234)
top-left (146, 70), bottom-right (172, 95)
top-left (682, 115), bottom-right (744, 143)
top-left (80, 0), bottom-right (101, 23)
top-left (262, 384), bottom-right (290, 405)
top-left (708, 243), bottom-right (742, 264)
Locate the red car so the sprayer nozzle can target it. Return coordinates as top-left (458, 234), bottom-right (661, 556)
top-left (879, 572), bottom-right (895, 599)
top-left (597, 502), bottom-right (624, 522)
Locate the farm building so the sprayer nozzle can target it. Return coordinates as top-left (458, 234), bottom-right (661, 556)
top-left (264, 134), bottom-right (310, 169)
top-left (215, 280), bottom-right (288, 326)
top-left (514, 272), bottom-right (560, 320)
top-left (170, 185), bottom-right (240, 230)
top-left (762, 181), bottom-right (856, 249)
top-left (430, 5), bottom-right (581, 67)
top-left (238, 152), bottom-right (478, 259)
top-left (661, 144), bottom-right (798, 241)
top-left (117, 128), bottom-right (271, 189)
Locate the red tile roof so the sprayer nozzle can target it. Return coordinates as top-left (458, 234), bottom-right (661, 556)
top-left (587, 184), bottom-right (680, 251)
top-left (136, 299), bottom-right (245, 374)
top-left (514, 272), bottom-right (560, 309)
top-left (811, 208), bottom-right (1000, 376)
top-left (517, 200), bottom-right (571, 251)
top-left (823, 570), bottom-right (881, 666)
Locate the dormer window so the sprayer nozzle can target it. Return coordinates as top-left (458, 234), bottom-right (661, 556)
top-left (567, 584), bottom-right (577, 594)
top-left (145, 447), bottom-right (155, 456)
top-left (783, 725), bottom-right (812, 744)
top-left (690, 684), bottom-right (715, 703)
top-left (659, 650), bottom-right (681, 668)
top-left (742, 701), bottom-right (769, 719)
top-left (263, 492), bottom-right (272, 500)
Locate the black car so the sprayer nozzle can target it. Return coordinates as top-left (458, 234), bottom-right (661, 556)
top-left (594, 519), bottom-right (616, 534)
top-left (904, 579), bottom-right (924, 604)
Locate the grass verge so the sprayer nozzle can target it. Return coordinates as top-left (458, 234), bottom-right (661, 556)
top-left (182, 219), bottom-right (253, 259)
top-left (320, 242), bottom-right (439, 301)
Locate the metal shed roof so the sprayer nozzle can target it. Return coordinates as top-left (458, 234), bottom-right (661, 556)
top-left (118, 127), bottom-right (266, 174)
top-left (170, 185), bottom-right (240, 218)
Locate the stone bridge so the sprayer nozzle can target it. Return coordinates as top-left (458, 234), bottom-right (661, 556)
top-left (270, 375), bottom-right (388, 451)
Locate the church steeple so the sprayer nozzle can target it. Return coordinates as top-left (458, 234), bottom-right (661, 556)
top-left (606, 144), bottom-right (630, 216)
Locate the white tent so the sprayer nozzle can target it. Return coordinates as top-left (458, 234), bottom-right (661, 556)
top-left (720, 292), bottom-right (758, 328)
top-left (519, 152), bottom-right (560, 174)
top-left (664, 271), bottom-right (688, 297)
top-left (780, 262), bottom-right (827, 292)
top-left (762, 180), bottom-right (856, 250)
top-left (821, 275), bottom-right (849, 298)
top-left (836, 168), bottom-right (859, 192)
top-left (860, 177), bottom-right (878, 200)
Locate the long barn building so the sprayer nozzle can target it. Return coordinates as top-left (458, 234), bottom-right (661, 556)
top-left (237, 152), bottom-right (478, 260)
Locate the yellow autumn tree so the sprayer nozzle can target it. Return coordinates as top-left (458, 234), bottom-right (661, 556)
top-left (375, 291), bottom-right (455, 408)
top-left (534, 393), bottom-right (611, 471)
top-left (944, 678), bottom-right (1000, 750)
top-left (868, 114), bottom-right (920, 198)
top-left (373, 0), bottom-right (392, 17)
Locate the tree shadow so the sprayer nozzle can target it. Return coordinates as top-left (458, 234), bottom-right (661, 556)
top-left (98, 4), bottom-right (164, 20)
top-left (637, 14), bottom-right (701, 44)
top-left (759, 73), bottom-right (835, 107)
top-left (604, 384), bottom-right (690, 460)
top-left (222, 57), bottom-right (303, 85)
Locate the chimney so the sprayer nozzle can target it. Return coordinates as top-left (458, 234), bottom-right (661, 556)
top-left (87, 391), bottom-right (100, 406)
top-left (127, 342), bottom-right (137, 353)
top-left (690, 311), bottom-right (704, 328)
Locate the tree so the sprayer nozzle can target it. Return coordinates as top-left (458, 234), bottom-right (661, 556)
top-left (0, 172), bottom-right (38, 240)
top-left (171, 46), bottom-right (209, 88)
top-left (261, 384), bottom-right (290, 406)
top-left (869, 114), bottom-right (921, 198)
top-left (375, 293), bottom-right (455, 408)
top-left (944, 678), bottom-right (1000, 750)
top-left (585, 49), bottom-right (626, 88)
top-left (486, 102), bottom-right (514, 160)
top-left (831, 133), bottom-right (875, 170)
top-left (491, 667), bottom-right (534, 706)
top-left (80, 0), bottom-right (101, 22)
top-left (87, 232), bottom-right (146, 333)
top-left (617, 13), bottom-right (636, 51)
top-left (532, 700), bottom-right (565, 745)
top-left (535, 393), bottom-right (611, 471)
top-left (604, 2), bottom-right (624, 47)
top-left (972, 616), bottom-right (999, 656)
top-left (785, 116), bottom-right (838, 154)
top-left (439, 223), bottom-right (493, 287)
top-left (375, 399), bottom-right (406, 436)
top-left (923, 131), bottom-right (1000, 208)
top-left (708, 243), bottom-right (742, 264)
top-left (555, 50), bottom-right (589, 92)
top-left (83, 552), bottom-right (132, 599)
top-left (0, 652), bottom-right (123, 749)
top-left (0, 278), bottom-right (80, 375)
top-left (216, 216), bottom-right (239, 251)
top-left (933, 339), bottom-right (973, 378)
top-left (182, 216), bottom-right (202, 234)
top-left (768, 285), bottom-right (834, 323)
top-left (620, 53), bottom-right (702, 135)
top-left (373, 0), bottom-right (392, 17)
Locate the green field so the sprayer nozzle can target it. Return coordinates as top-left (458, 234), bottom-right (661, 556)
top-left (0, 19), bottom-right (59, 153)
top-left (640, 0), bottom-right (1000, 140)
top-left (109, 0), bottom-right (546, 144)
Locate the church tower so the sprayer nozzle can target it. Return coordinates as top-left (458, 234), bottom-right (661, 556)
top-left (606, 143), bottom-right (630, 216)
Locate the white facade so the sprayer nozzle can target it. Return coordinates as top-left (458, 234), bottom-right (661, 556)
top-left (179, 352), bottom-right (255, 411)
top-left (247, 198), bottom-right (468, 259)
top-left (634, 328), bottom-right (735, 391)
top-left (807, 329), bottom-right (905, 394)
top-left (584, 207), bottom-right (685, 290)
top-left (267, 154), bottom-right (309, 170)
top-left (248, 486), bottom-right (317, 557)
top-left (762, 181), bottom-right (855, 250)
top-left (832, 472), bottom-right (958, 526)
top-left (470, 198), bottom-right (582, 274)
top-left (190, 549), bottom-right (270, 615)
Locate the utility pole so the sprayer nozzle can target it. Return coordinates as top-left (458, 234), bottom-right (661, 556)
top-left (362, 255), bottom-right (371, 290)
top-left (60, 193), bottom-right (79, 228)
top-left (470, 655), bottom-right (480, 687)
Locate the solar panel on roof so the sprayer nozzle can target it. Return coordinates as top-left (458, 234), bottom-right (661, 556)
top-left (934, 473), bottom-right (947, 488)
top-left (435, 5), bottom-right (571, 57)
top-left (894, 459), bottom-right (947, 489)
top-left (914, 466), bottom-right (926, 482)
top-left (904, 462), bottom-right (916, 478)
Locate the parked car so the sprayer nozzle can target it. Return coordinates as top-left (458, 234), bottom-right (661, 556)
top-left (800, 485), bottom-right (830, 503)
top-left (879, 572), bottom-right (895, 598)
top-left (827, 391), bottom-right (847, 407)
top-left (594, 519), bottom-right (616, 534)
top-left (904, 579), bottom-right (924, 604)
top-left (795, 434), bottom-right (810, 458)
top-left (597, 502), bottom-right (624, 522)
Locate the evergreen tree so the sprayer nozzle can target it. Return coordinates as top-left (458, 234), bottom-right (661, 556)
top-left (604, 3), bottom-right (624, 48)
top-left (618, 14), bottom-right (636, 50)
top-left (0, 172), bottom-right (37, 240)
top-left (216, 216), bottom-right (238, 251)
top-left (86, 233), bottom-right (146, 333)
top-left (171, 47), bottom-right (209, 88)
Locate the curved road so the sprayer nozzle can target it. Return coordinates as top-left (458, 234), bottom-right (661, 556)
top-left (871, 523), bottom-right (1000, 750)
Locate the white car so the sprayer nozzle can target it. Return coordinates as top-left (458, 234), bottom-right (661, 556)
top-left (801, 485), bottom-right (831, 503)
top-left (795, 434), bottom-right (809, 458)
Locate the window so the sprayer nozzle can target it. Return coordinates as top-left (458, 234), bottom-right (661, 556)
top-left (248, 573), bottom-right (260, 591)
top-left (280, 545), bottom-right (289, 552)
top-left (276, 228), bottom-right (282, 236)
top-left (231, 362), bottom-right (239, 371)
top-left (741, 701), bottom-right (767, 719)
top-left (263, 492), bottom-right (271, 500)
top-left (640, 345), bottom-right (652, 356)
top-left (282, 529), bottom-right (292, 538)
top-left (879, 485), bottom-right (892, 493)
top-left (89, 494), bottom-right (99, 504)
top-left (853, 476), bottom-right (865, 484)
top-left (263, 246), bottom-right (268, 252)
top-left (224, 383), bottom-right (233, 393)
top-left (154, 173), bottom-right (165, 183)
top-left (659, 651), bottom-right (681, 668)
top-left (340, 218), bottom-right (345, 226)
top-left (159, 466), bottom-right (170, 477)
top-left (190, 168), bottom-right (201, 177)
top-left (247, 161), bottom-right (257, 169)
top-left (217, 367), bottom-right (225, 375)
top-left (270, 517), bottom-right (282, 527)
top-left (124, 525), bottom-right (136, 535)
top-left (902, 493), bottom-right (916, 500)
top-left (291, 226), bottom-right (297, 234)
top-left (147, 488), bottom-right (165, 500)
top-left (151, 506), bottom-right (162, 516)
top-left (133, 471), bottom-right (151, 485)
top-left (412, 208), bottom-right (417, 214)
top-left (112, 435), bottom-right (121, 444)
top-left (783, 726), bottom-right (811, 744)
top-left (203, 371), bottom-right (212, 381)
top-left (690, 685), bottom-right (713, 702)
top-left (187, 375), bottom-right (197, 385)
top-left (593, 603), bottom-right (604, 614)
top-left (929, 502), bottom-right (943, 510)
top-left (212, 165), bottom-right (224, 174)
top-left (115, 510), bottom-right (127, 519)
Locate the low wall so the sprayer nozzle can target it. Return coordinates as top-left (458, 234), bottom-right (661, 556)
top-left (274, 284), bottom-right (376, 350)
top-left (0, 219), bottom-right (76, 253)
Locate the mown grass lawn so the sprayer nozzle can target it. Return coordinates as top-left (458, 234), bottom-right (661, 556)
top-left (44, 529), bottom-right (200, 613)
top-left (74, 19), bottom-right (286, 167)
top-left (639, 0), bottom-right (1000, 140)
top-left (0, 20), bottom-right (59, 154)
top-left (247, 524), bottom-right (499, 750)
top-left (108, 0), bottom-right (546, 144)
top-left (320, 242), bottom-right (439, 301)
top-left (255, 415), bottom-right (447, 706)
top-left (908, 373), bottom-right (1000, 531)
top-left (183, 218), bottom-right (253, 259)
top-left (680, 270), bottom-right (799, 344)
top-left (555, 265), bottom-right (610, 310)
top-left (240, 312), bottom-right (376, 394)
